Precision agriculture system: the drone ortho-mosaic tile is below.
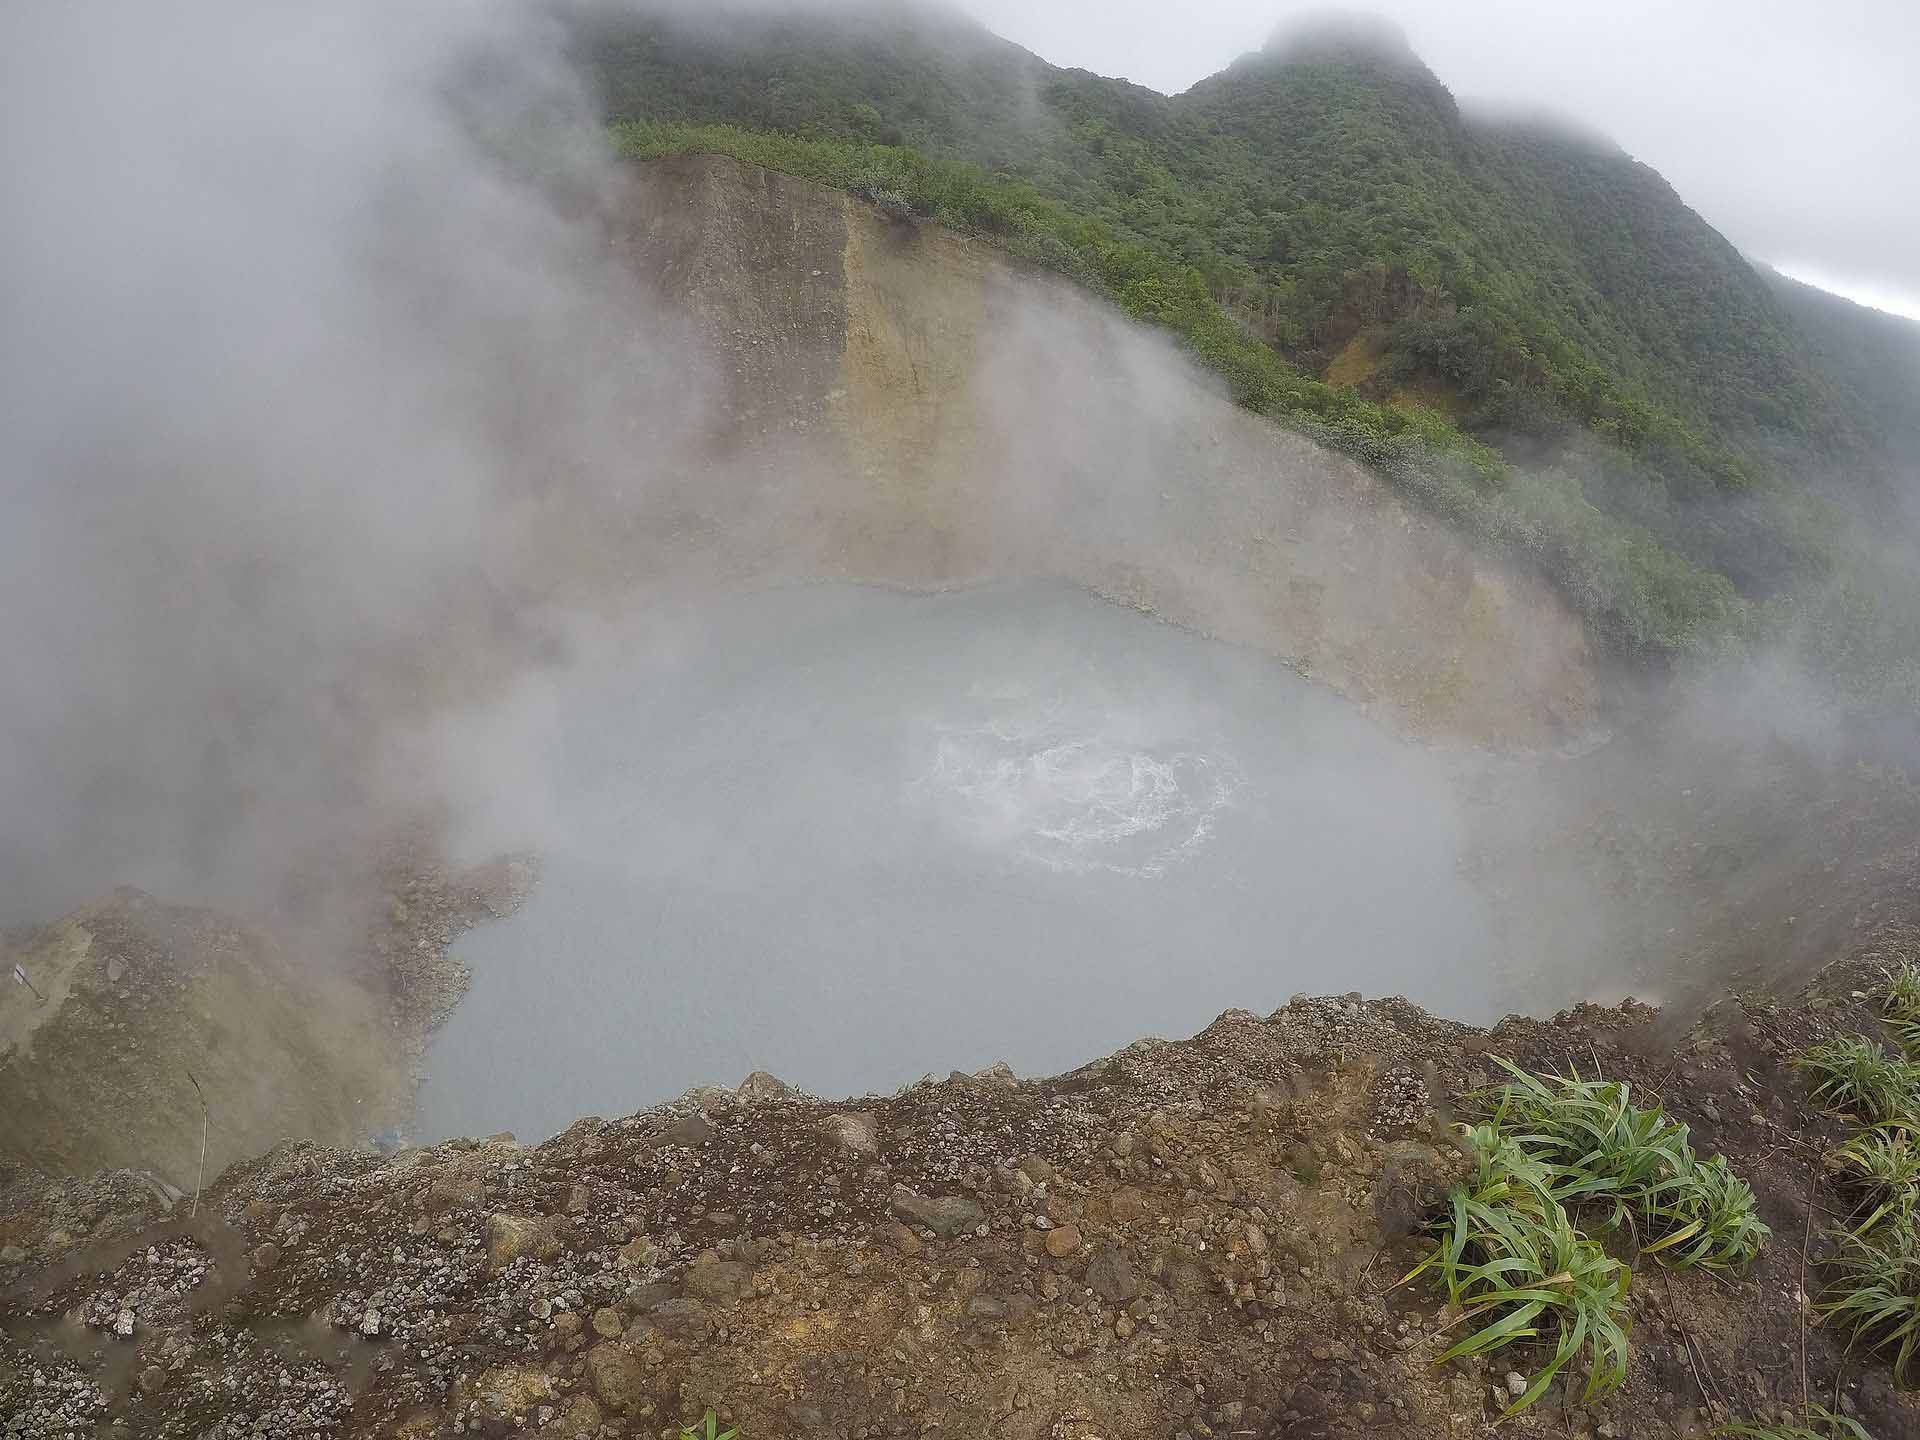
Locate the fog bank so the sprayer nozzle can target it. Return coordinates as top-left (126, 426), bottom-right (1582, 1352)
top-left (0, 2), bottom-right (695, 929)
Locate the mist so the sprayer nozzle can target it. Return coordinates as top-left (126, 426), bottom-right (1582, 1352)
top-left (417, 580), bottom-right (1505, 1141)
top-left (0, 1), bottom-right (699, 930)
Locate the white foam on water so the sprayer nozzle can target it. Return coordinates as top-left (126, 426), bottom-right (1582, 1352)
top-left (919, 706), bottom-right (1241, 877)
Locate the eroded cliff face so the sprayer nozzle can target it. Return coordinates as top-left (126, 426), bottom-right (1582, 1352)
top-left (530, 153), bottom-right (1600, 751)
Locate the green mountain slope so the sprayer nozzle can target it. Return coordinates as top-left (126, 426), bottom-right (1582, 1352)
top-left (1762, 269), bottom-right (1920, 493)
top-left (585, 1), bottom-right (1054, 162)
top-left (576, 3), bottom-right (1915, 667)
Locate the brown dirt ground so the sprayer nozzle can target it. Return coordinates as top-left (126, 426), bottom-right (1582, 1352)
top-left (5, 944), bottom-right (1919, 1439)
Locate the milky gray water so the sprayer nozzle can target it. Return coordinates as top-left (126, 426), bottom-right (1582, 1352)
top-left (418, 582), bottom-right (1498, 1142)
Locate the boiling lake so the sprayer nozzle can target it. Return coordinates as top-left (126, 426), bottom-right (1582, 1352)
top-left (418, 582), bottom-right (1498, 1142)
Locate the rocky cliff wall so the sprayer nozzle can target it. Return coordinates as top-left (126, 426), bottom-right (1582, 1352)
top-left (529, 154), bottom-right (1600, 751)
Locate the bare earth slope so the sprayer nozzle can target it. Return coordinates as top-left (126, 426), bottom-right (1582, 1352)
top-left (0, 891), bottom-right (408, 1192)
top-left (4, 961), bottom-right (1916, 1439)
top-left (0, 861), bottom-right (533, 1189)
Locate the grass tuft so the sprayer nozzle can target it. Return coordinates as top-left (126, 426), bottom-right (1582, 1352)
top-left (1828, 1128), bottom-right (1920, 1235)
top-left (1819, 1216), bottom-right (1920, 1385)
top-left (1793, 1037), bottom-right (1920, 1125)
top-left (1405, 1059), bottom-right (1772, 1410)
top-left (1477, 1058), bottom-right (1770, 1269)
top-left (1799, 1006), bottom-right (1920, 1392)
top-left (1882, 960), bottom-right (1920, 1058)
top-left (1404, 1126), bottom-right (1632, 1416)
top-left (1885, 960), bottom-right (1920, 1019)
top-left (1718, 1406), bottom-right (1873, 1439)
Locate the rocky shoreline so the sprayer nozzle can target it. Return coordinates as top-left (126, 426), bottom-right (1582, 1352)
top-left (360, 847), bottom-right (541, 1105)
top-left (5, 952), bottom-right (1919, 1439)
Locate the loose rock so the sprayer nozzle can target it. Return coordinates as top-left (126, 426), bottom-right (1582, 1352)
top-left (1086, 1244), bottom-right (1139, 1304)
top-left (890, 1184), bottom-right (985, 1238)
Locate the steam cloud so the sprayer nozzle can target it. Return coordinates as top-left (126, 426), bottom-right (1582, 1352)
top-left (0, 2), bottom-right (697, 929)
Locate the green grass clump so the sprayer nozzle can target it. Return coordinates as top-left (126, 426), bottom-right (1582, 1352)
top-left (1882, 961), bottom-right (1920, 1058)
top-left (1665, 1153), bottom-right (1773, 1271)
top-left (1794, 1037), bottom-right (1920, 1125)
top-left (1478, 1058), bottom-right (1770, 1269)
top-left (679, 1413), bottom-right (739, 1440)
top-left (1819, 1216), bottom-right (1920, 1384)
top-left (1828, 1128), bottom-right (1920, 1234)
top-left (1404, 1126), bottom-right (1631, 1416)
top-left (1884, 961), bottom-right (1920, 1020)
top-left (1888, 1019), bottom-right (1920, 1059)
top-left (1800, 1006), bottom-right (1920, 1391)
top-left (1719, 1407), bottom-right (1872, 1439)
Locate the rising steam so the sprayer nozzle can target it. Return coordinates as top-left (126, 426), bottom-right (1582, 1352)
top-left (0, 2), bottom-right (695, 928)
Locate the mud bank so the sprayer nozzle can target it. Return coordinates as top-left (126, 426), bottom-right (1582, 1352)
top-left (5, 951), bottom-right (1918, 1439)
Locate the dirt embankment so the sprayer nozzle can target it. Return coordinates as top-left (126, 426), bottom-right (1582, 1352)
top-left (4, 954), bottom-right (1917, 1440)
top-left (0, 858), bottom-right (532, 1189)
top-left (0, 890), bottom-right (406, 1192)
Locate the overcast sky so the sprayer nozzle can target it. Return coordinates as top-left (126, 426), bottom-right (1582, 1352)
top-left (959, 0), bottom-right (1920, 321)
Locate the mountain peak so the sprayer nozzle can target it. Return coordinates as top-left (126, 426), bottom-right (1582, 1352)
top-left (1262, 10), bottom-right (1421, 68)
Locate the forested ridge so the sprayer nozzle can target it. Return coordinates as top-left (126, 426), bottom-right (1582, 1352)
top-left (576, 3), bottom-right (1920, 671)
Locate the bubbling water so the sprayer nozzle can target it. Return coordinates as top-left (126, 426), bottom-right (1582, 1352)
top-left (923, 711), bottom-right (1240, 876)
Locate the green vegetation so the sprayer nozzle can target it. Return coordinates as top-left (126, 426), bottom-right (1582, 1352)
top-left (1175, 44), bottom-right (1827, 483)
top-left (680, 1412), bottom-right (739, 1440)
top-left (1477, 1057), bottom-right (1770, 1269)
top-left (1886, 962), bottom-right (1920, 1024)
top-left (1403, 1126), bottom-right (1631, 1415)
top-left (1794, 1038), bottom-right (1920, 1126)
top-left (1797, 979), bottom-right (1920, 1387)
top-left (1883, 961), bottom-right (1920, 1057)
top-left (1828, 1129), bottom-right (1920, 1235)
top-left (1719, 1408), bottom-right (1873, 1440)
top-left (587, 10), bottom-right (1837, 478)
top-left (1405, 1059), bottom-right (1766, 1412)
top-left (1821, 1220), bottom-right (1920, 1385)
top-left (1765, 270), bottom-right (1920, 496)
